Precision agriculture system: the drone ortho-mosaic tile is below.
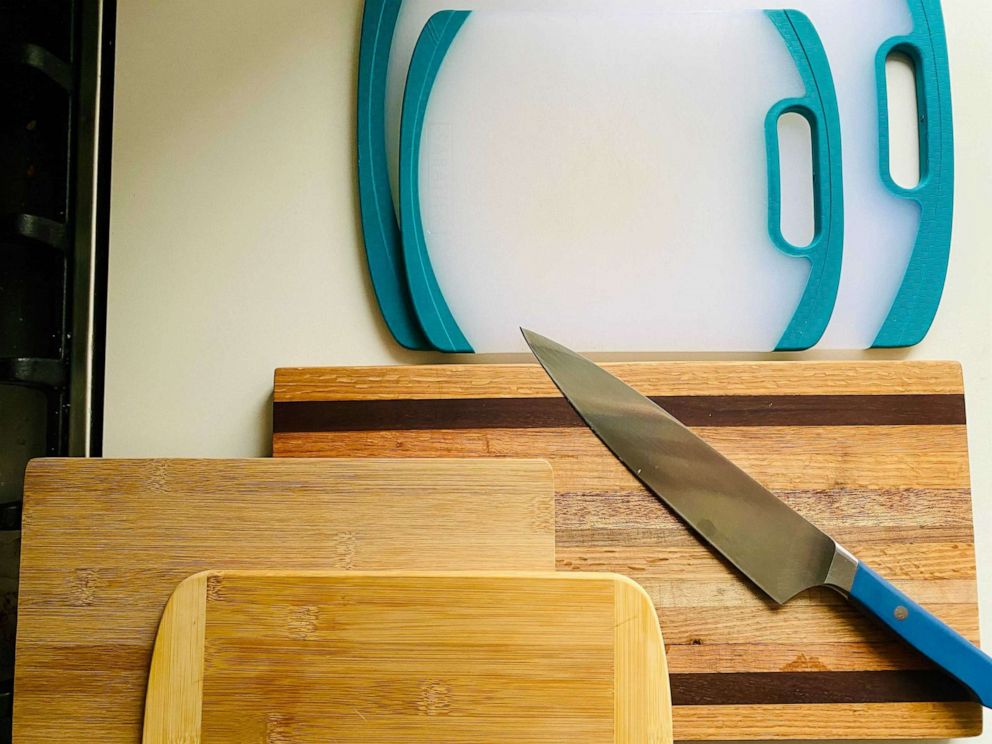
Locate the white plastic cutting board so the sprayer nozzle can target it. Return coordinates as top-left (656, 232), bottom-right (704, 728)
top-left (397, 9), bottom-right (833, 352)
top-left (381, 0), bottom-right (946, 353)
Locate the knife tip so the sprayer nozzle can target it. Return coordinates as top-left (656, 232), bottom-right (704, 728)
top-left (520, 327), bottom-right (548, 352)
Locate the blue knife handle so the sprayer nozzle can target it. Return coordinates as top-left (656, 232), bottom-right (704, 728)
top-left (849, 562), bottom-right (992, 707)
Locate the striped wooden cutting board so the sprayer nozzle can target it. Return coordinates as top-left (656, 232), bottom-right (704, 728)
top-left (272, 361), bottom-right (982, 740)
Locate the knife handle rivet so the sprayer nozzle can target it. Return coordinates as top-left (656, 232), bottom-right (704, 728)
top-left (894, 606), bottom-right (909, 621)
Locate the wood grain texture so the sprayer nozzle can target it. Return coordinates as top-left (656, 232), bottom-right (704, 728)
top-left (275, 426), bottom-right (971, 491)
top-left (272, 362), bottom-right (983, 740)
top-left (672, 702), bottom-right (981, 739)
top-left (614, 574), bottom-right (671, 743)
top-left (143, 571), bottom-right (671, 744)
top-left (15, 458), bottom-right (556, 744)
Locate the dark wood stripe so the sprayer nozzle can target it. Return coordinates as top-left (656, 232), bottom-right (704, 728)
top-left (669, 670), bottom-right (974, 706)
top-left (272, 394), bottom-right (966, 433)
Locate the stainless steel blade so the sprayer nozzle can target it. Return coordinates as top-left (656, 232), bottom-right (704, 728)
top-left (523, 329), bottom-right (857, 603)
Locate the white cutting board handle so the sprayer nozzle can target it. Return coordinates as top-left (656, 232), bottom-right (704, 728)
top-left (397, 10), bottom-right (843, 352)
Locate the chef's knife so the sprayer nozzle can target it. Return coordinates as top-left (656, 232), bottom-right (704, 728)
top-left (522, 328), bottom-right (992, 707)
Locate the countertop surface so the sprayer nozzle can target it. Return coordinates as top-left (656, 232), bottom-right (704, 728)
top-left (105, 0), bottom-right (990, 738)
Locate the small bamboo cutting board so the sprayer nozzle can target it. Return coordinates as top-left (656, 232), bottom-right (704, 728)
top-left (273, 361), bottom-right (982, 739)
top-left (14, 458), bottom-right (555, 744)
top-left (143, 570), bottom-right (671, 743)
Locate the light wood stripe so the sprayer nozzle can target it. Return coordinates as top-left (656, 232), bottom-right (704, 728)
top-left (648, 604), bottom-right (979, 647)
top-left (275, 425), bottom-right (971, 490)
top-left (275, 361), bottom-right (965, 401)
top-left (671, 702), bottom-right (981, 740)
top-left (555, 543), bottom-right (977, 582)
top-left (556, 488), bottom-right (975, 531)
top-left (632, 579), bottom-right (976, 609)
top-left (558, 525), bottom-right (977, 551)
top-left (664, 642), bottom-right (950, 674)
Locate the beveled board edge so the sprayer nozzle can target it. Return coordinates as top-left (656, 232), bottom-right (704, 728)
top-left (274, 361), bottom-right (964, 401)
top-left (615, 576), bottom-right (673, 743)
top-left (143, 572), bottom-right (207, 744)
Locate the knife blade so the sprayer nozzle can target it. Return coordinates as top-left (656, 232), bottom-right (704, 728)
top-left (523, 328), bottom-right (992, 708)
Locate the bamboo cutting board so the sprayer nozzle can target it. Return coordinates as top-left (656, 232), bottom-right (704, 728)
top-left (273, 362), bottom-right (982, 739)
top-left (14, 458), bottom-right (555, 743)
top-left (143, 571), bottom-right (671, 743)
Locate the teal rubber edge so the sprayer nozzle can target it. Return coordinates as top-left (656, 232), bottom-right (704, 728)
top-left (765, 10), bottom-right (844, 351)
top-left (398, 11), bottom-right (473, 352)
top-left (357, 0), bottom-right (432, 350)
top-left (872, 0), bottom-right (954, 348)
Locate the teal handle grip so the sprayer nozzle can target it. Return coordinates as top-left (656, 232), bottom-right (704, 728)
top-left (357, 0), bottom-right (433, 350)
top-left (764, 11), bottom-right (843, 352)
top-left (872, 0), bottom-right (954, 348)
top-left (398, 11), bottom-right (473, 353)
top-left (849, 563), bottom-right (992, 707)
top-left (765, 100), bottom-right (829, 259)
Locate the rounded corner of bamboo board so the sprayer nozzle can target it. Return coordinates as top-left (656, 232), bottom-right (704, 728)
top-left (611, 574), bottom-right (672, 744)
top-left (143, 571), bottom-right (209, 744)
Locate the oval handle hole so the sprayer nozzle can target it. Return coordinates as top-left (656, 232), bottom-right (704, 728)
top-left (885, 51), bottom-right (921, 189)
top-left (777, 111), bottom-right (815, 248)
